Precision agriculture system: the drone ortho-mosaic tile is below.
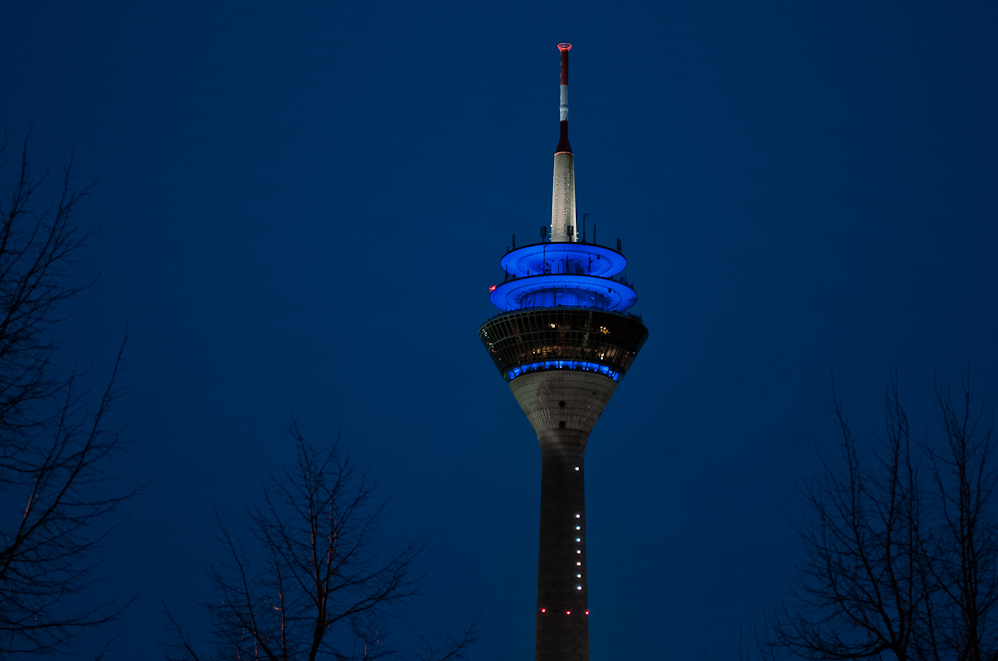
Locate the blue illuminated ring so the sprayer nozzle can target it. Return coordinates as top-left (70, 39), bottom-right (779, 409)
top-left (500, 243), bottom-right (627, 278)
top-left (489, 274), bottom-right (637, 312)
top-left (506, 360), bottom-right (621, 383)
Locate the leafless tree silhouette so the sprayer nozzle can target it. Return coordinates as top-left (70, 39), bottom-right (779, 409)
top-left (164, 421), bottom-right (478, 661)
top-left (762, 375), bottom-right (998, 661)
top-left (0, 135), bottom-right (134, 656)
top-left (919, 378), bottom-right (998, 661)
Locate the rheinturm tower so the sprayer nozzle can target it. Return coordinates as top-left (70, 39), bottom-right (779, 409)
top-left (478, 44), bottom-right (648, 661)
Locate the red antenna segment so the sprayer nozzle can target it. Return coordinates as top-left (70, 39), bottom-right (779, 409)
top-left (556, 43), bottom-right (572, 152)
top-left (558, 43), bottom-right (571, 85)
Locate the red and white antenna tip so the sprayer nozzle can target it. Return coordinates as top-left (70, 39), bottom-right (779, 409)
top-left (558, 44), bottom-right (571, 124)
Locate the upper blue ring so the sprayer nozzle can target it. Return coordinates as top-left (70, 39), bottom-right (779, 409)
top-left (500, 243), bottom-right (627, 278)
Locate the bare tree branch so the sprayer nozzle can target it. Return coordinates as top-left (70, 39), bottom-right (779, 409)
top-left (762, 375), bottom-right (929, 661)
top-left (921, 372), bottom-right (998, 661)
top-left (0, 135), bottom-right (136, 656)
top-left (762, 372), bottom-right (998, 661)
top-left (164, 420), bottom-right (477, 661)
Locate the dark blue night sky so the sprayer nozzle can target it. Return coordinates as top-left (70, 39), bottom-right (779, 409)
top-left (4, 1), bottom-right (998, 659)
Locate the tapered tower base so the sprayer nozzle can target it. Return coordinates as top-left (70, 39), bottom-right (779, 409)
top-left (510, 371), bottom-right (617, 661)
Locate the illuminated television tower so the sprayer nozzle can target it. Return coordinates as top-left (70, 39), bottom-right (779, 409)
top-left (479, 44), bottom-right (648, 661)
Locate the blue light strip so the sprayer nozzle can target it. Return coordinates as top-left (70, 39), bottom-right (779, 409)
top-left (506, 360), bottom-right (621, 382)
top-left (490, 273), bottom-right (637, 313)
top-left (500, 242), bottom-right (627, 278)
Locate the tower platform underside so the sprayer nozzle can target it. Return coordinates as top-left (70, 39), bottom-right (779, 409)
top-left (479, 307), bottom-right (648, 383)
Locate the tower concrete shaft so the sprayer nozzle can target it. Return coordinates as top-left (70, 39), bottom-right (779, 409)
top-left (511, 371), bottom-right (617, 661)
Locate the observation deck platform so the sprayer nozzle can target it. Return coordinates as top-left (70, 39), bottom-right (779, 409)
top-left (479, 307), bottom-right (648, 383)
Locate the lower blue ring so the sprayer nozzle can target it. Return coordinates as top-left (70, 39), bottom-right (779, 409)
top-left (507, 361), bottom-right (620, 382)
